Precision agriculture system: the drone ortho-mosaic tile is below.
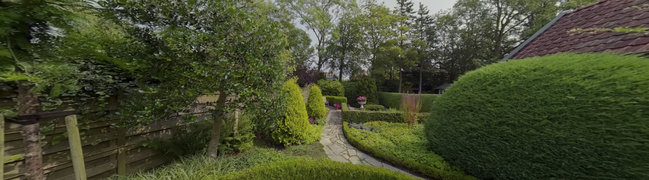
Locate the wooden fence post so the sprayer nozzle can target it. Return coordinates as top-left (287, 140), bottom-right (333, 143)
top-left (116, 128), bottom-right (126, 176)
top-left (65, 115), bottom-right (86, 180)
top-left (1, 114), bottom-right (4, 179)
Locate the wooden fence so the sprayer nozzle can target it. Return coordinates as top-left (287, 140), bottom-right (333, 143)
top-left (2, 95), bottom-right (217, 180)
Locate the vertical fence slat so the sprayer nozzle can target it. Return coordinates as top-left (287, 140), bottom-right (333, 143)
top-left (65, 115), bottom-right (86, 180)
top-left (1, 114), bottom-right (4, 179)
top-left (116, 128), bottom-right (126, 176)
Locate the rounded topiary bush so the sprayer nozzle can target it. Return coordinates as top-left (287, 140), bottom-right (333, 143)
top-left (425, 53), bottom-right (649, 179)
top-left (273, 79), bottom-right (319, 146)
top-left (317, 79), bottom-right (344, 96)
top-left (307, 84), bottom-right (327, 119)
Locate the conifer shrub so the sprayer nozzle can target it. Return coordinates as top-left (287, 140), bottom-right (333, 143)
top-left (273, 79), bottom-right (320, 146)
top-left (425, 53), bottom-right (649, 179)
top-left (317, 79), bottom-right (344, 96)
top-left (306, 85), bottom-right (327, 119)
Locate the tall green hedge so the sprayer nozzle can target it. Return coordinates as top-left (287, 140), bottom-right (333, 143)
top-left (425, 53), bottom-right (649, 179)
top-left (317, 79), bottom-right (344, 96)
top-left (306, 85), bottom-right (327, 119)
top-left (272, 79), bottom-right (320, 146)
top-left (218, 159), bottom-right (418, 180)
top-left (342, 110), bottom-right (429, 124)
top-left (378, 92), bottom-right (439, 112)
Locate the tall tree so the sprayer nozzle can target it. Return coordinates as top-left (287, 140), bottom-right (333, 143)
top-left (101, 0), bottom-right (289, 158)
top-left (277, 0), bottom-right (351, 72)
top-left (330, 10), bottom-right (365, 81)
top-left (395, 0), bottom-right (415, 92)
top-left (413, 3), bottom-right (433, 93)
top-left (360, 0), bottom-right (400, 73)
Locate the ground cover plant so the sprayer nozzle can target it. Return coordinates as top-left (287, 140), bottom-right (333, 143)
top-left (426, 53), bottom-right (649, 179)
top-left (343, 121), bottom-right (474, 180)
top-left (218, 159), bottom-right (418, 180)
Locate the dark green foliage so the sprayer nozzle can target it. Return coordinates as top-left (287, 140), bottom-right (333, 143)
top-left (363, 104), bottom-right (385, 111)
top-left (425, 53), bottom-right (649, 179)
top-left (341, 103), bottom-right (350, 111)
top-left (343, 81), bottom-right (360, 107)
top-left (306, 85), bottom-right (327, 119)
top-left (144, 120), bottom-right (211, 159)
top-left (357, 76), bottom-right (379, 104)
top-left (272, 79), bottom-right (320, 146)
top-left (343, 122), bottom-right (475, 180)
top-left (317, 80), bottom-right (345, 96)
top-left (219, 113), bottom-right (256, 155)
top-left (218, 159), bottom-right (418, 180)
top-left (324, 96), bottom-right (347, 105)
top-left (378, 92), bottom-right (439, 112)
top-left (342, 110), bottom-right (429, 124)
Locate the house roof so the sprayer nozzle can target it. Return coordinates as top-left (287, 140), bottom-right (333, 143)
top-left (505, 0), bottom-right (649, 60)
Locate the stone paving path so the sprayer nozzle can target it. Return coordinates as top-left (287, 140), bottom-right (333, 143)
top-left (320, 108), bottom-right (424, 179)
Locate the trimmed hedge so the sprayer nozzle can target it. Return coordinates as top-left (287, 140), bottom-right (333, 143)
top-left (425, 53), bottom-right (649, 179)
top-left (317, 80), bottom-right (344, 96)
top-left (306, 85), bottom-right (327, 119)
top-left (343, 122), bottom-right (476, 180)
top-left (272, 79), bottom-right (320, 146)
top-left (342, 110), bottom-right (429, 124)
top-left (324, 96), bottom-right (347, 105)
top-left (341, 103), bottom-right (349, 111)
top-left (377, 92), bottom-right (439, 112)
top-left (363, 104), bottom-right (385, 111)
top-left (219, 159), bottom-right (418, 180)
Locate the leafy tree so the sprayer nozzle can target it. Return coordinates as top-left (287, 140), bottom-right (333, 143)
top-left (413, 3), bottom-right (433, 93)
top-left (359, 1), bottom-right (400, 67)
top-left (329, 7), bottom-right (366, 82)
top-left (100, 0), bottom-right (289, 158)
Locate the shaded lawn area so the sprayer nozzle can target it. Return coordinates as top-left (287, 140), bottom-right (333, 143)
top-left (343, 121), bottom-right (475, 180)
top-left (120, 137), bottom-right (326, 180)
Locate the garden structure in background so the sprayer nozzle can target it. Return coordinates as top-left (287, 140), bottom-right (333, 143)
top-left (426, 53), bottom-right (649, 179)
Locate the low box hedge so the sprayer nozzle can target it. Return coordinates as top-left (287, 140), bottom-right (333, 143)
top-left (341, 110), bottom-right (429, 124)
top-left (377, 92), bottom-right (439, 112)
top-left (218, 159), bottom-right (418, 180)
top-left (343, 122), bottom-right (476, 180)
top-left (324, 96), bottom-right (347, 105)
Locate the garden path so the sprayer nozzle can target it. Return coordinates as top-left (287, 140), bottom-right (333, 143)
top-left (320, 108), bottom-right (424, 179)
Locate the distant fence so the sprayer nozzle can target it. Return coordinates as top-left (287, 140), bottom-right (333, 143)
top-left (2, 94), bottom-right (217, 180)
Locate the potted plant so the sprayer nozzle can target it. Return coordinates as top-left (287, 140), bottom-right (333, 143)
top-left (356, 96), bottom-right (367, 109)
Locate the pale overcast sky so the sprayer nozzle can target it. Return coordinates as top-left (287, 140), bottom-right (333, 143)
top-left (379, 0), bottom-right (457, 14)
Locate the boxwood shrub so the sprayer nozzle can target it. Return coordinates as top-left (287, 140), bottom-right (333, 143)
top-left (363, 104), bottom-right (385, 111)
top-left (218, 159), bottom-right (418, 180)
top-left (317, 79), bottom-right (344, 96)
top-left (306, 85), bottom-right (327, 119)
top-left (324, 96), bottom-right (347, 105)
top-left (272, 79), bottom-right (320, 146)
top-left (342, 110), bottom-right (429, 124)
top-left (377, 92), bottom-right (439, 112)
top-left (425, 53), bottom-right (649, 179)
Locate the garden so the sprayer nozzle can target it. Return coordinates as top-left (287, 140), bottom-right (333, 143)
top-left (3, 0), bottom-right (649, 180)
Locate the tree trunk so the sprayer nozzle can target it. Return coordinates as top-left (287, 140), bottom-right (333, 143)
top-left (398, 70), bottom-right (403, 93)
top-left (18, 83), bottom-right (45, 180)
top-left (418, 66), bottom-right (423, 94)
top-left (207, 92), bottom-right (228, 158)
top-left (232, 109), bottom-right (239, 137)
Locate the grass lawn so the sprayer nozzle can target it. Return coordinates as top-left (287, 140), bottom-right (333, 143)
top-left (343, 121), bottom-right (475, 180)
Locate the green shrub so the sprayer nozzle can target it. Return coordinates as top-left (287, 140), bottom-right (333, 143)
top-left (144, 120), bottom-right (211, 159)
top-left (219, 112), bottom-right (255, 155)
top-left (324, 96), bottom-right (347, 105)
top-left (218, 159), bottom-right (418, 180)
top-left (272, 79), bottom-right (320, 146)
top-left (317, 79), bottom-right (344, 96)
top-left (378, 92), bottom-right (438, 112)
top-left (363, 104), bottom-right (385, 111)
top-left (341, 103), bottom-right (349, 111)
top-left (306, 85), bottom-right (327, 119)
top-left (425, 53), bottom-right (649, 179)
top-left (342, 110), bottom-right (429, 124)
top-left (343, 122), bottom-right (475, 180)
top-left (343, 81), bottom-right (360, 107)
top-left (357, 76), bottom-right (378, 104)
